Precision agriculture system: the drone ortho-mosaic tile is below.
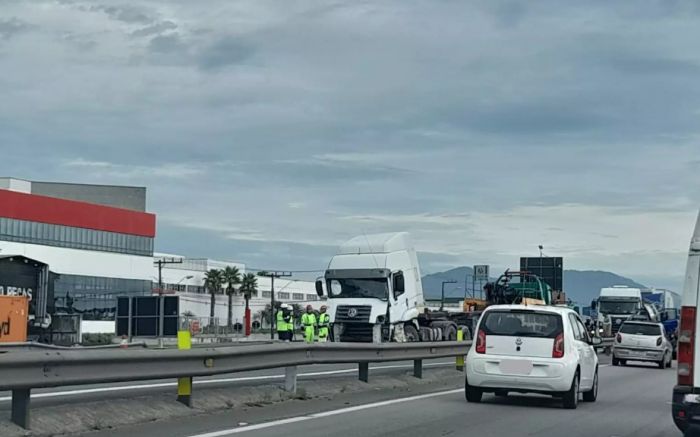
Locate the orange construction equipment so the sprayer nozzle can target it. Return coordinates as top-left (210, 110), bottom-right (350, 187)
top-left (0, 296), bottom-right (29, 343)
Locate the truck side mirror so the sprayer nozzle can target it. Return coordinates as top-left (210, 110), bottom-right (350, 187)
top-left (315, 278), bottom-right (324, 297)
top-left (392, 271), bottom-right (405, 297)
top-left (590, 300), bottom-right (597, 310)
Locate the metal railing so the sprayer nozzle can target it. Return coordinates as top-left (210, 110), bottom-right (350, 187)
top-left (0, 340), bottom-right (471, 429)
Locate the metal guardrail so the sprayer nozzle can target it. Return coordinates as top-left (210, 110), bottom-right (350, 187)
top-left (0, 340), bottom-right (471, 429)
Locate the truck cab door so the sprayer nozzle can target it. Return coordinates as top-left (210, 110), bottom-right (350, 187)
top-left (390, 271), bottom-right (407, 323)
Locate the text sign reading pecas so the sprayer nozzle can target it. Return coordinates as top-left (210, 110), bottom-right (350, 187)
top-left (0, 286), bottom-right (33, 301)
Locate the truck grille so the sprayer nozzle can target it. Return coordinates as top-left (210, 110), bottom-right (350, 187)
top-left (611, 316), bottom-right (628, 334)
top-left (339, 323), bottom-right (374, 342)
top-left (334, 305), bottom-right (372, 323)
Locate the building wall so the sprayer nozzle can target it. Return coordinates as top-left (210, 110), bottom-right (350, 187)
top-left (30, 181), bottom-right (147, 212)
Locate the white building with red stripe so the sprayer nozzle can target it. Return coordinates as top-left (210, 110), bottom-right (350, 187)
top-left (0, 177), bottom-right (155, 332)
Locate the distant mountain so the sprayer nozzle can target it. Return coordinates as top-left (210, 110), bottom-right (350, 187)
top-left (421, 267), bottom-right (646, 305)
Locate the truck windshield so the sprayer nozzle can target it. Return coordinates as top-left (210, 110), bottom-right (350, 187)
top-left (599, 300), bottom-right (638, 315)
top-left (328, 278), bottom-right (388, 300)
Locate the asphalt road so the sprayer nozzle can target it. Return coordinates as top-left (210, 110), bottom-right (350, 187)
top-left (79, 356), bottom-right (680, 437)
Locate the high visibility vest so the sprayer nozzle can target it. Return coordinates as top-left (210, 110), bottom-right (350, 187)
top-left (276, 311), bottom-right (289, 332)
top-left (301, 313), bottom-right (316, 327)
top-left (318, 313), bottom-right (330, 327)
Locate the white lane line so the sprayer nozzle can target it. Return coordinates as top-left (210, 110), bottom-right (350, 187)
top-left (0, 362), bottom-right (453, 402)
top-left (187, 388), bottom-right (463, 437)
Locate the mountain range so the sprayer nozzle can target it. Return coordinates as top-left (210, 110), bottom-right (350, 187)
top-left (421, 267), bottom-right (646, 305)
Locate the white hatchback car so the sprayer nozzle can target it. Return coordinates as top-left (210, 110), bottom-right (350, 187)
top-left (465, 304), bottom-right (601, 409)
top-left (613, 321), bottom-right (673, 368)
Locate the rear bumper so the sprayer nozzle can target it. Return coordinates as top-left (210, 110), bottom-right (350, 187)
top-left (466, 356), bottom-right (575, 393)
top-left (613, 347), bottom-right (664, 362)
top-left (672, 385), bottom-right (700, 433)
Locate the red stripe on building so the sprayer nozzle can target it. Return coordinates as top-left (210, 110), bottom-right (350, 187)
top-left (0, 189), bottom-right (156, 237)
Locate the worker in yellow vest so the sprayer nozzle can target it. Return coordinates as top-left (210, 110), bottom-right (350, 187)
top-left (317, 305), bottom-right (330, 342)
top-left (276, 304), bottom-right (292, 341)
top-left (301, 305), bottom-right (317, 343)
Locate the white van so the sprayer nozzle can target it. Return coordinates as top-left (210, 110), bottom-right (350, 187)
top-left (672, 210), bottom-right (700, 435)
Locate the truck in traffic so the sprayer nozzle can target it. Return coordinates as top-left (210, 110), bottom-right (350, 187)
top-left (314, 232), bottom-right (556, 343)
top-left (592, 286), bottom-right (655, 337)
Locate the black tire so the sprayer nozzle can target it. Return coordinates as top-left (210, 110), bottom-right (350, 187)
top-left (612, 357), bottom-right (619, 366)
top-left (620, 359), bottom-right (626, 366)
top-left (563, 371), bottom-right (579, 409)
top-left (582, 368), bottom-right (598, 402)
top-left (658, 356), bottom-right (666, 369)
top-left (443, 324), bottom-right (458, 341)
top-left (465, 377), bottom-right (483, 403)
top-left (404, 325), bottom-right (420, 342)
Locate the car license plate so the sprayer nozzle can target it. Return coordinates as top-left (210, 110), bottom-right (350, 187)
top-left (500, 359), bottom-right (533, 375)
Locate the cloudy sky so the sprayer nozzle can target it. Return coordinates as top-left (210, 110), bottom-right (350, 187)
top-left (1, 0), bottom-right (699, 290)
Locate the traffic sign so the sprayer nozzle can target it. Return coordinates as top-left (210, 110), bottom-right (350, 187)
top-left (473, 265), bottom-right (489, 281)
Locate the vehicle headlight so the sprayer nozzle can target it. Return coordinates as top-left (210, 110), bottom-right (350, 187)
top-left (598, 328), bottom-right (604, 333)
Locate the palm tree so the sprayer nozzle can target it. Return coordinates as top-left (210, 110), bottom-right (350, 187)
top-left (239, 273), bottom-right (258, 335)
top-left (222, 266), bottom-right (242, 327)
top-left (204, 269), bottom-right (223, 319)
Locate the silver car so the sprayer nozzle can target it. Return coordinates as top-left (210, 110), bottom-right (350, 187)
top-left (612, 321), bottom-right (673, 369)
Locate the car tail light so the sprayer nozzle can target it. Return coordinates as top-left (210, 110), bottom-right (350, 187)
top-left (616, 333), bottom-right (622, 343)
top-left (678, 306), bottom-right (696, 386)
top-left (552, 333), bottom-right (565, 358)
top-left (475, 329), bottom-right (486, 354)
top-left (656, 336), bottom-right (663, 347)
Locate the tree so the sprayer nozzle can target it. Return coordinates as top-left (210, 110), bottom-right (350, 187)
top-left (239, 273), bottom-right (258, 335)
top-left (204, 269), bottom-right (223, 319)
top-left (222, 266), bottom-right (242, 327)
top-left (240, 273), bottom-right (258, 311)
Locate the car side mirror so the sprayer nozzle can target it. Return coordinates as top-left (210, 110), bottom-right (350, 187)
top-left (590, 336), bottom-right (603, 346)
top-left (315, 278), bottom-right (324, 297)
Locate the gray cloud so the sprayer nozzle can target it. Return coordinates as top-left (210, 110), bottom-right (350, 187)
top-left (0, 18), bottom-right (30, 40)
top-left (196, 36), bottom-right (257, 70)
top-left (0, 0), bottom-right (698, 284)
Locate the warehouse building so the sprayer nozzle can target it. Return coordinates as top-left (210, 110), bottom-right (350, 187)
top-left (0, 177), bottom-right (155, 338)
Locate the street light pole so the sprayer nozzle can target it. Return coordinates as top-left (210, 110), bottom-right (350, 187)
top-left (441, 280), bottom-right (457, 311)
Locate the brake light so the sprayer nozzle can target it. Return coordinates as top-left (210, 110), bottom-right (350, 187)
top-left (552, 333), bottom-right (565, 358)
top-left (616, 333), bottom-right (622, 343)
top-left (678, 306), bottom-right (696, 386)
top-left (656, 336), bottom-right (663, 347)
top-left (475, 329), bottom-right (486, 354)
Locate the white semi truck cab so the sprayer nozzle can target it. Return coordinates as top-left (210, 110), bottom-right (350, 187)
top-left (315, 232), bottom-right (457, 343)
top-left (594, 286), bottom-right (647, 336)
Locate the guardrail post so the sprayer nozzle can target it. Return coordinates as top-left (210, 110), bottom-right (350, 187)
top-left (284, 366), bottom-right (297, 393)
top-left (456, 328), bottom-right (465, 371)
top-left (11, 389), bottom-right (30, 429)
top-left (413, 359), bottom-right (423, 379)
top-left (359, 362), bottom-right (369, 383)
top-left (177, 329), bottom-right (193, 407)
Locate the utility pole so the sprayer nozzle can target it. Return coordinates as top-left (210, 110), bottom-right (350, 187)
top-left (441, 280), bottom-right (457, 311)
top-left (258, 271), bottom-right (292, 339)
top-left (154, 257), bottom-right (184, 295)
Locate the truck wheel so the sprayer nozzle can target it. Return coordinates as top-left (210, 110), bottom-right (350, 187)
top-left (404, 325), bottom-right (420, 342)
top-left (562, 371), bottom-right (579, 409)
top-left (443, 325), bottom-right (457, 341)
top-left (419, 327), bottom-right (432, 342)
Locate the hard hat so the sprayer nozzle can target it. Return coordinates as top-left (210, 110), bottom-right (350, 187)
top-left (281, 303), bottom-right (291, 309)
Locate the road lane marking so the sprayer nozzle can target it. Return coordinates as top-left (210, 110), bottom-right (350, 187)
top-left (0, 362), bottom-right (453, 402)
top-left (187, 388), bottom-right (464, 436)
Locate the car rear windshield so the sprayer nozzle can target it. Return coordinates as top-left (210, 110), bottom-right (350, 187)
top-left (481, 310), bottom-right (562, 338)
top-left (619, 323), bottom-right (661, 336)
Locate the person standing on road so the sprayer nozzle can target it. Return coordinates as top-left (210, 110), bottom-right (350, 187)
top-left (317, 305), bottom-right (330, 342)
top-left (276, 304), bottom-right (292, 341)
top-left (301, 305), bottom-right (317, 343)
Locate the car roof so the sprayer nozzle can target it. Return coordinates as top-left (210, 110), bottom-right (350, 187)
top-left (484, 304), bottom-right (574, 315)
